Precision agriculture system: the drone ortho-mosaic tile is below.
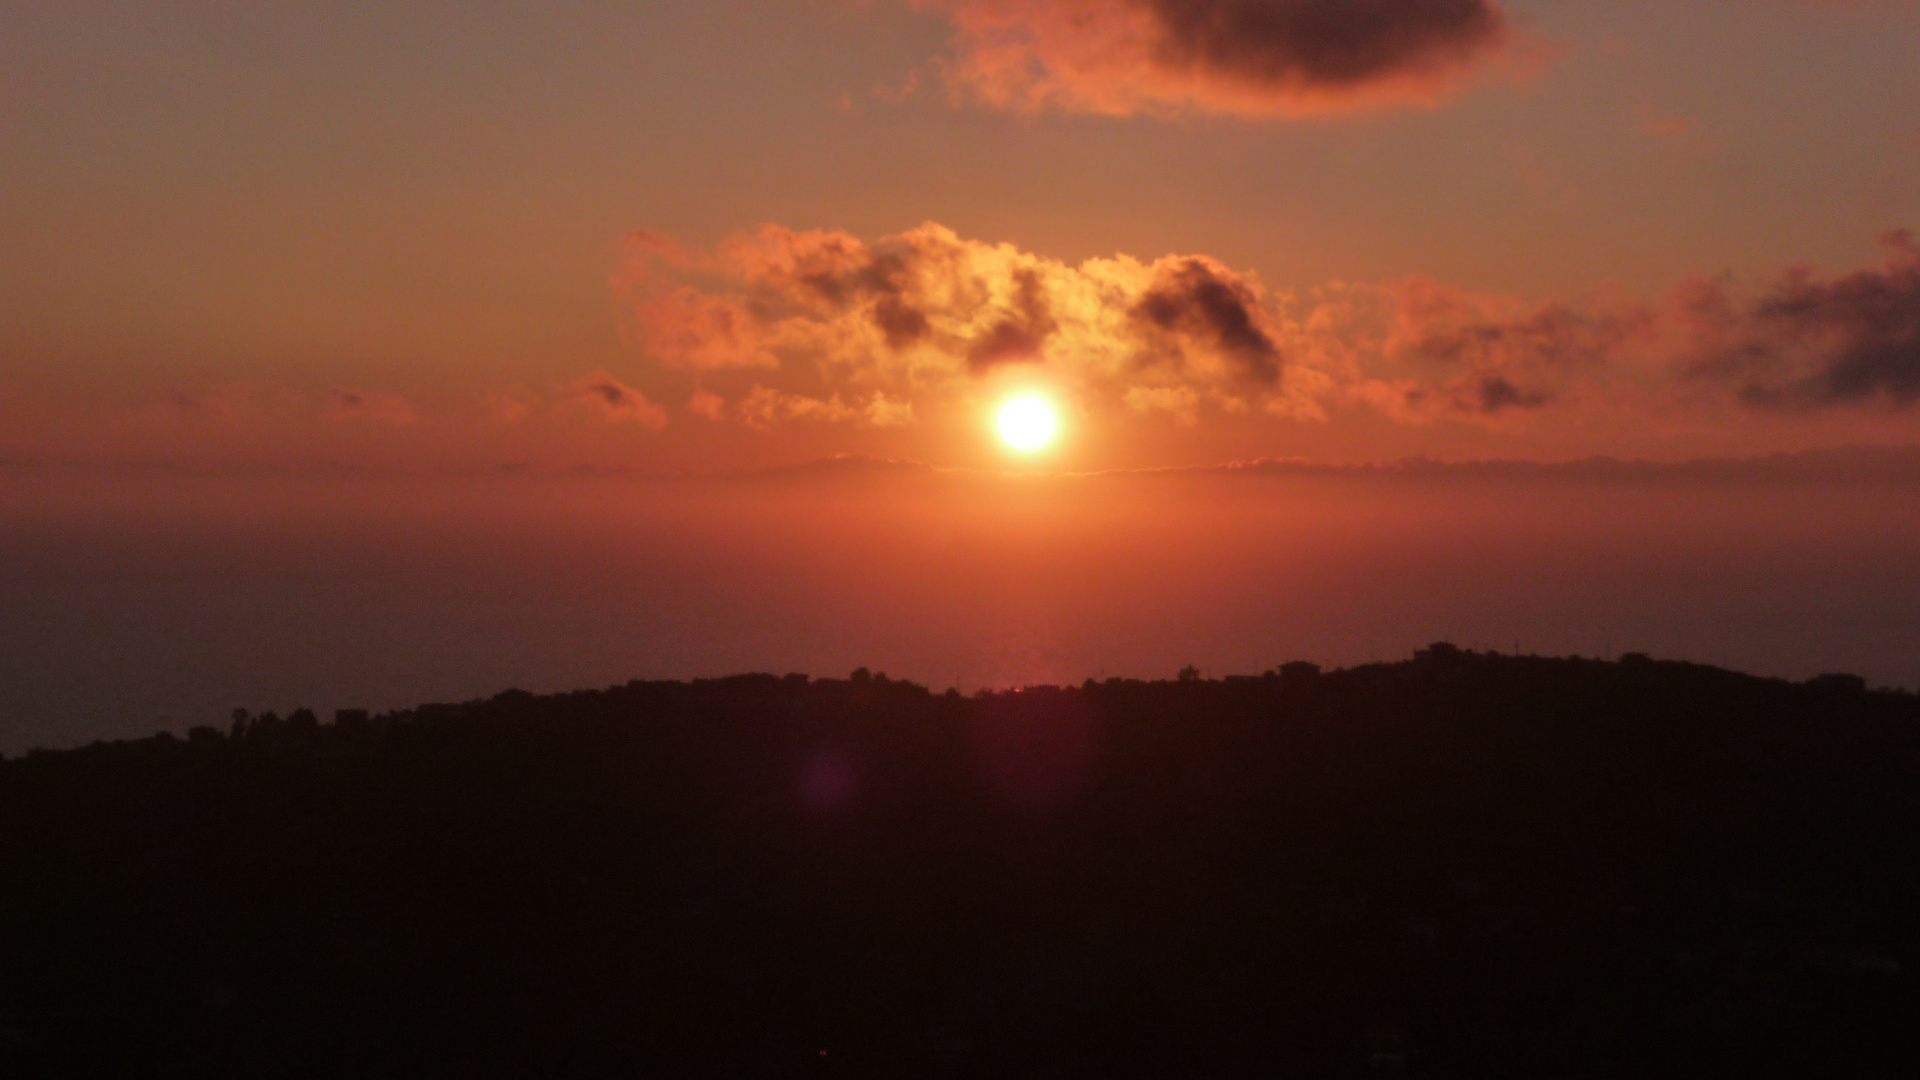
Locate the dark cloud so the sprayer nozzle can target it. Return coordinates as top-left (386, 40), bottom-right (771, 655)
top-left (921, 0), bottom-right (1523, 118)
top-left (1145, 0), bottom-right (1508, 88)
top-left (745, 235), bottom-right (938, 351)
top-left (1475, 375), bottom-right (1551, 412)
top-left (571, 372), bottom-right (668, 428)
top-left (580, 379), bottom-right (623, 408)
top-left (1746, 231), bottom-right (1920, 406)
top-left (1366, 232), bottom-right (1920, 419)
top-left (967, 268), bottom-right (1057, 369)
top-left (1133, 258), bottom-right (1283, 383)
top-left (765, 229), bottom-right (1055, 365)
top-left (873, 296), bottom-right (933, 350)
top-left (1678, 232), bottom-right (1920, 410)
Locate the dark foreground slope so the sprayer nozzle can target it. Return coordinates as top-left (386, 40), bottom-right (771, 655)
top-left (1, 653), bottom-right (1917, 1078)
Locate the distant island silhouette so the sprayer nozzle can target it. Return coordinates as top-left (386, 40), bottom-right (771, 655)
top-left (1, 648), bottom-right (1915, 1076)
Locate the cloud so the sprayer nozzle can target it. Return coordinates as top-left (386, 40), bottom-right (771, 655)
top-left (966, 267), bottom-right (1057, 369)
top-left (685, 384), bottom-right (913, 430)
top-left (1360, 233), bottom-right (1920, 417)
top-left (738, 385), bottom-right (858, 429)
top-left (612, 231), bottom-right (780, 371)
top-left (911, 0), bottom-right (1533, 118)
top-left (1132, 257), bottom-right (1283, 383)
top-left (617, 221), bottom-right (1920, 434)
top-left (570, 372), bottom-right (668, 429)
top-left (322, 390), bottom-right (415, 426)
top-left (866, 392), bottom-right (917, 427)
top-left (727, 386), bottom-right (917, 430)
top-left (614, 221), bottom-right (1641, 428)
top-left (1685, 232), bottom-right (1920, 409)
top-left (1124, 385), bottom-right (1202, 424)
top-left (687, 388), bottom-right (728, 420)
top-left (1369, 277), bottom-right (1655, 416)
top-left (614, 221), bottom-right (1297, 422)
top-left (484, 388), bottom-right (537, 425)
top-left (1474, 375), bottom-right (1552, 412)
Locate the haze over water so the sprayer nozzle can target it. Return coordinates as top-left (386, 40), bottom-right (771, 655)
top-left (7, 456), bottom-right (1918, 752)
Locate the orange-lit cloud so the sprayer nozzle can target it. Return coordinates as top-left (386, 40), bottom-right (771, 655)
top-left (617, 222), bottom-right (1920, 435)
top-left (910, 0), bottom-right (1533, 118)
top-left (614, 221), bottom-right (1318, 429)
top-left (1124, 384), bottom-right (1202, 425)
top-left (738, 385), bottom-right (858, 429)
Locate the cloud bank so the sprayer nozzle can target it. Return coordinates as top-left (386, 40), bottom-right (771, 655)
top-left (613, 221), bottom-right (1317, 426)
top-left (911, 0), bottom-right (1527, 117)
top-left (614, 222), bottom-right (1920, 433)
top-left (50, 225), bottom-right (1910, 468)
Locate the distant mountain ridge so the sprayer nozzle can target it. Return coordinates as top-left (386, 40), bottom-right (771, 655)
top-left (11, 444), bottom-right (1920, 485)
top-left (638, 444), bottom-right (1920, 485)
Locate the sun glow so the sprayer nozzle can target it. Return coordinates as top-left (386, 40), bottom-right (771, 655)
top-left (996, 396), bottom-right (1059, 452)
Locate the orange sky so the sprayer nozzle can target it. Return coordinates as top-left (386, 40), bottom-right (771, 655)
top-left (9, 2), bottom-right (1920, 745)
top-left (4, 0), bottom-right (1920, 472)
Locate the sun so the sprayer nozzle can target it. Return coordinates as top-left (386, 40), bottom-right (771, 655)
top-left (996, 396), bottom-right (1058, 452)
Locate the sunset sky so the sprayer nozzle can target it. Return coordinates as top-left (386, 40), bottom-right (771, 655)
top-left (6, 2), bottom-right (1920, 746)
top-left (6, 0), bottom-right (1920, 472)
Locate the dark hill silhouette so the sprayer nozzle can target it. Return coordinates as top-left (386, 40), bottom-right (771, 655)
top-left (1, 650), bottom-right (1917, 1077)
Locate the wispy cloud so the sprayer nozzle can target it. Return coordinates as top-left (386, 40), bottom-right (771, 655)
top-left (321, 390), bottom-right (416, 426)
top-left (570, 372), bottom-right (669, 429)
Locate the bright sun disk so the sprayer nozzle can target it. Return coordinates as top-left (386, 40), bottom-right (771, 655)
top-left (997, 396), bottom-right (1058, 452)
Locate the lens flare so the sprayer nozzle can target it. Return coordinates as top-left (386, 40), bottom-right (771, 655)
top-left (997, 396), bottom-right (1058, 452)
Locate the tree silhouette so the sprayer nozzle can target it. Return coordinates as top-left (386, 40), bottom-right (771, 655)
top-left (0, 649), bottom-right (1915, 1076)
